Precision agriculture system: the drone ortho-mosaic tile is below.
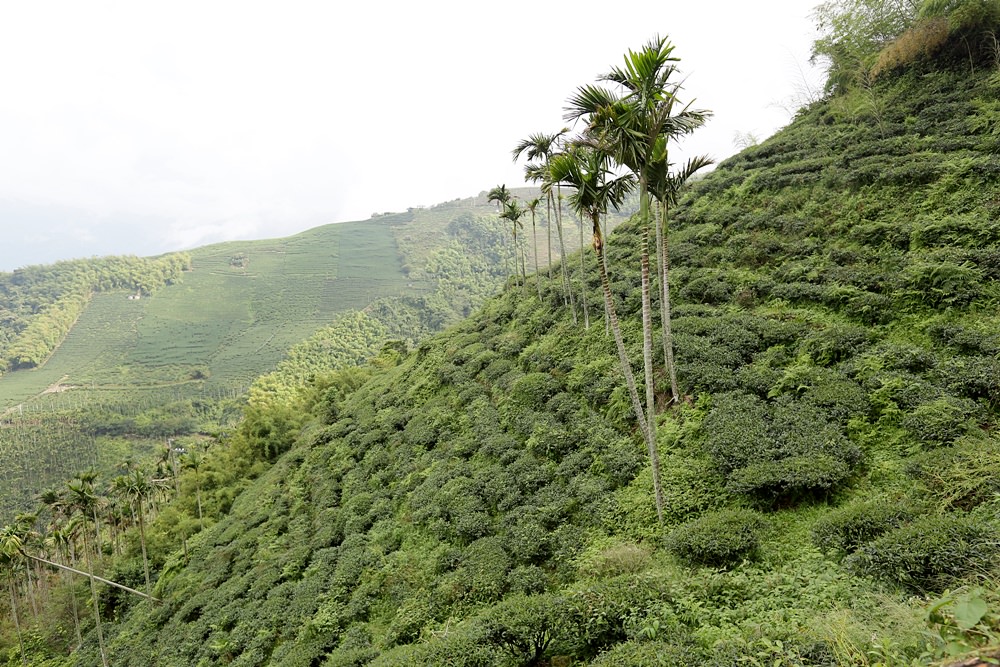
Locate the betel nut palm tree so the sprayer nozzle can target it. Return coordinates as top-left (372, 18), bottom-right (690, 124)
top-left (513, 130), bottom-right (578, 320)
top-left (546, 145), bottom-right (671, 521)
top-left (566, 34), bottom-right (710, 409)
top-left (0, 526), bottom-right (28, 666)
top-left (500, 198), bottom-right (528, 293)
top-left (487, 184), bottom-right (515, 285)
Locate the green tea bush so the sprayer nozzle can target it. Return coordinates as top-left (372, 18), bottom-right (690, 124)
top-left (703, 392), bottom-right (860, 502)
top-left (679, 274), bottom-right (733, 305)
top-left (800, 323), bottom-right (871, 366)
top-left (725, 455), bottom-right (852, 500)
top-left (844, 514), bottom-right (999, 591)
top-left (926, 321), bottom-right (1000, 355)
top-left (510, 372), bottom-right (561, 405)
top-left (768, 365), bottom-right (870, 422)
top-left (935, 355), bottom-right (1000, 403)
top-left (907, 438), bottom-right (1000, 510)
top-left (811, 499), bottom-right (915, 554)
top-left (902, 396), bottom-right (980, 447)
top-left (665, 508), bottom-right (768, 567)
top-left (479, 593), bottom-right (573, 665)
top-left (590, 639), bottom-right (708, 666)
top-left (563, 575), bottom-right (671, 657)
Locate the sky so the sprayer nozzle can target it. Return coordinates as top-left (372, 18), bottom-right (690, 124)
top-left (0, 1), bottom-right (826, 272)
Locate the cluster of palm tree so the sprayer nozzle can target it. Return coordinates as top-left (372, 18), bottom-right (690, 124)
top-left (504, 36), bottom-right (713, 523)
top-left (0, 443), bottom-right (198, 665)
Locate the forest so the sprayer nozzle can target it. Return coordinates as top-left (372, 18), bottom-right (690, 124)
top-left (3, 0), bottom-right (1000, 664)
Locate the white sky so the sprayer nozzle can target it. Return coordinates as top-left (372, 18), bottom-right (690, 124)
top-left (0, 1), bottom-right (825, 272)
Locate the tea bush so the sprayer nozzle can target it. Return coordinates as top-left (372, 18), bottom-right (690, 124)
top-left (811, 499), bottom-right (914, 554)
top-left (845, 514), bottom-right (999, 591)
top-left (665, 508), bottom-right (768, 567)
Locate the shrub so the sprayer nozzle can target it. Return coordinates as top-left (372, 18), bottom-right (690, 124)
top-left (703, 392), bottom-right (860, 502)
top-left (811, 499), bottom-right (914, 554)
top-left (679, 274), bottom-right (733, 305)
top-left (907, 438), bottom-right (1000, 510)
top-left (801, 323), bottom-right (872, 366)
top-left (510, 372), bottom-right (561, 405)
top-left (666, 508), bottom-right (768, 567)
top-left (479, 593), bottom-right (573, 665)
top-left (726, 455), bottom-right (853, 499)
top-left (845, 514), bottom-right (999, 592)
top-left (902, 396), bottom-right (980, 447)
top-left (590, 640), bottom-right (708, 666)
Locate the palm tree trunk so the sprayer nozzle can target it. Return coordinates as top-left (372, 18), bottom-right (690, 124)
top-left (80, 524), bottom-right (108, 667)
top-left (138, 506), bottom-right (151, 598)
top-left (545, 194), bottom-right (554, 283)
top-left (555, 186), bottom-right (577, 323)
top-left (67, 546), bottom-right (83, 649)
top-left (7, 577), bottom-right (28, 667)
top-left (531, 215), bottom-right (541, 300)
top-left (658, 201), bottom-right (680, 404)
top-left (195, 475), bottom-right (204, 530)
top-left (639, 193), bottom-right (665, 525)
top-left (23, 554), bottom-right (38, 619)
top-left (593, 213), bottom-right (649, 446)
top-left (578, 212), bottom-right (590, 329)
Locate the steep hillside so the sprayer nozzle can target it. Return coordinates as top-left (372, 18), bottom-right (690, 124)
top-left (0, 197), bottom-right (574, 519)
top-left (35, 46), bottom-right (1000, 667)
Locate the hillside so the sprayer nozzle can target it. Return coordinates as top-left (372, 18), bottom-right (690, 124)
top-left (4, 11), bottom-right (1000, 667)
top-left (0, 195), bottom-right (598, 519)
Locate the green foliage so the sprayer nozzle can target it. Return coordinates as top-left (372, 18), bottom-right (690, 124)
top-left (702, 392), bottom-right (860, 502)
top-left (811, 498), bottom-right (914, 554)
top-left (811, 0), bottom-right (918, 92)
top-left (907, 437), bottom-right (1000, 509)
top-left (902, 395), bottom-right (981, 447)
top-left (845, 514), bottom-right (999, 591)
top-left (590, 640), bottom-right (707, 666)
top-left (666, 509), bottom-right (768, 567)
top-left (7, 35), bottom-right (1000, 667)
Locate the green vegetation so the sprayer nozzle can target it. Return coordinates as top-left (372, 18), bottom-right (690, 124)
top-left (3, 8), bottom-right (1000, 666)
top-left (0, 199), bottom-right (599, 520)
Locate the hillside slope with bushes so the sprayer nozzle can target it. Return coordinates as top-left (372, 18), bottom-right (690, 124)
top-left (4, 8), bottom-right (1000, 666)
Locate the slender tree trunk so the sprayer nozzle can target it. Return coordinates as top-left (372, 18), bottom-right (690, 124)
top-left (555, 186), bottom-right (577, 323)
top-left (602, 243), bottom-right (611, 336)
top-left (658, 201), bottom-right (680, 404)
top-left (639, 191), bottom-right (665, 525)
top-left (90, 508), bottom-right (103, 567)
top-left (593, 213), bottom-right (649, 446)
top-left (531, 214), bottom-right (541, 300)
top-left (195, 475), bottom-right (204, 530)
top-left (7, 577), bottom-right (28, 667)
top-left (23, 553), bottom-right (38, 619)
top-left (80, 523), bottom-right (108, 667)
top-left (578, 211), bottom-right (590, 329)
top-left (545, 193), bottom-right (553, 283)
top-left (519, 233), bottom-right (527, 295)
top-left (67, 546), bottom-right (83, 649)
top-left (137, 506), bottom-right (151, 598)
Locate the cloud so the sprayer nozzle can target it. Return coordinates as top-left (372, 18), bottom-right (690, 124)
top-left (0, 1), bottom-right (823, 269)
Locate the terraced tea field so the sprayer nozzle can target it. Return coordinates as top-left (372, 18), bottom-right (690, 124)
top-left (0, 193), bottom-right (619, 518)
top-left (0, 213), bottom-right (443, 517)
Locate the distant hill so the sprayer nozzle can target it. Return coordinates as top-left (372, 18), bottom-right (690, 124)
top-left (0, 194), bottom-right (596, 517)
